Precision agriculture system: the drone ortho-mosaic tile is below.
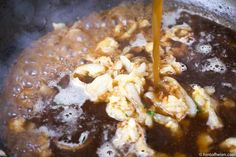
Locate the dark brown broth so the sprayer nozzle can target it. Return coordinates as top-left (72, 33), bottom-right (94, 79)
top-left (30, 101), bottom-right (117, 157)
top-left (2, 4), bottom-right (236, 157)
top-left (46, 11), bottom-right (236, 157)
top-left (146, 12), bottom-right (236, 156)
top-left (174, 12), bottom-right (236, 100)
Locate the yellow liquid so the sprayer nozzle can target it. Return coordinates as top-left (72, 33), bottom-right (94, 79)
top-left (152, 0), bottom-right (163, 86)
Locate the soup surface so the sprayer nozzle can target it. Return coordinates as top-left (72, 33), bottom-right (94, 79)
top-left (1, 2), bottom-right (236, 157)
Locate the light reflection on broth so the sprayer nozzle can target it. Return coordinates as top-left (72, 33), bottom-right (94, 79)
top-left (1, 2), bottom-right (236, 157)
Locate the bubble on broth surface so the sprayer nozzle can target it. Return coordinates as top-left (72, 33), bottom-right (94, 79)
top-left (21, 79), bottom-right (33, 88)
top-left (195, 43), bottom-right (212, 54)
top-left (79, 131), bottom-right (89, 145)
top-left (201, 57), bottom-right (227, 73)
top-left (12, 84), bottom-right (22, 95)
top-left (205, 34), bottom-right (215, 42)
top-left (200, 32), bottom-right (206, 37)
top-left (2, 2), bottom-right (236, 156)
top-left (199, 33), bottom-right (215, 43)
top-left (97, 142), bottom-right (117, 157)
top-left (58, 107), bottom-right (83, 123)
top-left (180, 63), bottom-right (187, 71)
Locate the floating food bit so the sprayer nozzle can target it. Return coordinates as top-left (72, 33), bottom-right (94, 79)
top-left (145, 77), bottom-right (197, 121)
top-left (220, 137), bottom-right (236, 153)
top-left (52, 23), bottom-right (66, 30)
top-left (0, 150), bottom-right (7, 157)
top-left (8, 117), bottom-right (26, 133)
top-left (37, 134), bottom-right (52, 157)
top-left (111, 118), bottom-right (154, 156)
top-left (203, 86), bottom-right (215, 95)
top-left (96, 37), bottom-right (119, 54)
top-left (122, 46), bottom-right (132, 54)
top-left (145, 92), bottom-right (186, 121)
top-left (114, 20), bottom-right (138, 40)
top-left (162, 23), bottom-right (195, 45)
top-left (39, 82), bottom-right (56, 97)
top-left (8, 117), bottom-right (35, 134)
top-left (192, 85), bottom-right (223, 130)
top-left (162, 77), bottom-right (197, 117)
top-left (106, 56), bottom-right (151, 126)
top-left (130, 33), bottom-right (147, 48)
top-left (106, 93), bottom-right (135, 121)
top-left (160, 55), bottom-right (187, 75)
top-left (145, 42), bottom-right (154, 54)
top-left (196, 133), bottom-right (213, 153)
top-left (73, 64), bottom-right (106, 78)
top-left (123, 32), bottom-right (153, 56)
top-left (153, 113), bottom-right (181, 135)
top-left (161, 95), bottom-right (188, 120)
top-left (207, 109), bottom-right (223, 130)
top-left (124, 83), bottom-right (153, 127)
top-left (85, 73), bottom-right (113, 101)
top-left (53, 79), bottom-right (89, 106)
top-left (54, 66), bottom-right (113, 105)
top-left (94, 56), bottom-right (114, 68)
top-left (120, 55), bottom-right (134, 73)
top-left (138, 19), bottom-right (151, 28)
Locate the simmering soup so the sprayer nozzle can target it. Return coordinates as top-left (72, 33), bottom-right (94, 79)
top-left (1, 2), bottom-right (236, 157)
